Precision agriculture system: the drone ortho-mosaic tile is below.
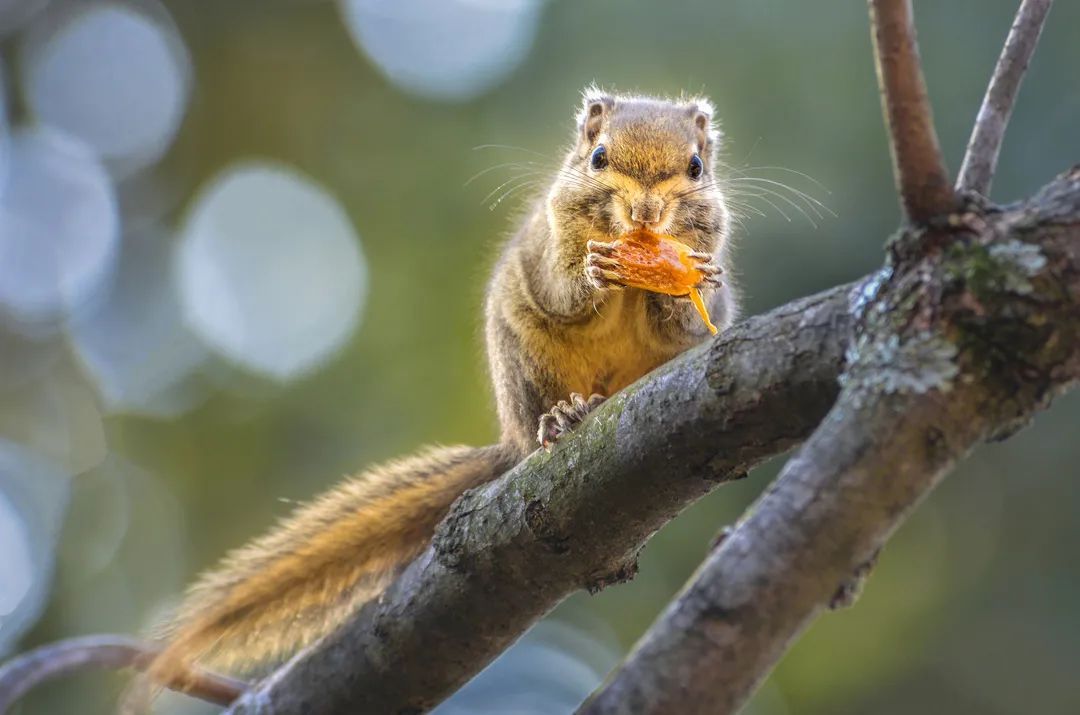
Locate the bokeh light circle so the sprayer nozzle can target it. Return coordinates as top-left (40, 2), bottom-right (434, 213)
top-left (22, 0), bottom-right (191, 176)
top-left (435, 619), bottom-right (620, 713)
top-left (71, 230), bottom-right (208, 417)
top-left (339, 0), bottom-right (543, 102)
top-left (0, 492), bottom-right (34, 617)
top-left (0, 127), bottom-right (119, 324)
top-left (0, 441), bottom-right (69, 652)
top-left (176, 161), bottom-right (367, 381)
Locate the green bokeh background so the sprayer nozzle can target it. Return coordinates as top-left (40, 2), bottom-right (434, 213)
top-left (12, 1), bottom-right (1080, 713)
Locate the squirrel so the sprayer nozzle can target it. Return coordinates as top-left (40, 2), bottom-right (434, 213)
top-left (138, 87), bottom-right (738, 698)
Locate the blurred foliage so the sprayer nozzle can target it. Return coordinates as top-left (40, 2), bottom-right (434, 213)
top-left (2, 1), bottom-right (1079, 713)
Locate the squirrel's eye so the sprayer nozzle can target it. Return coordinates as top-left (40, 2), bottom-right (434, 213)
top-left (688, 154), bottom-right (704, 180)
top-left (590, 145), bottom-right (608, 171)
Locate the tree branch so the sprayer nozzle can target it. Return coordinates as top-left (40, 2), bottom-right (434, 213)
top-left (218, 285), bottom-right (855, 714)
top-left (957, 0), bottom-right (1054, 196)
top-left (0, 635), bottom-right (246, 711)
top-left (578, 169), bottom-right (1080, 715)
top-left (869, 0), bottom-right (957, 222)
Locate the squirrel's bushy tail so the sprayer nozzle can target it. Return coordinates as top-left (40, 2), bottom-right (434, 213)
top-left (139, 443), bottom-right (516, 697)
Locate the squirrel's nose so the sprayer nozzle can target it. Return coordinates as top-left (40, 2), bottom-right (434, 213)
top-left (630, 195), bottom-right (664, 225)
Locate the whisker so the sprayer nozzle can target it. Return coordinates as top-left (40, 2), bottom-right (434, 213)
top-left (673, 183), bottom-right (723, 200)
top-left (556, 165), bottom-right (614, 193)
top-left (481, 173), bottom-right (543, 206)
top-left (489, 179), bottom-right (542, 209)
top-left (723, 198), bottom-right (767, 219)
top-left (735, 190), bottom-right (792, 223)
top-left (725, 177), bottom-right (835, 218)
top-left (737, 183), bottom-right (817, 227)
top-left (472, 144), bottom-right (550, 160)
top-left (725, 180), bottom-right (823, 220)
top-left (733, 165), bottom-right (831, 193)
top-left (464, 162), bottom-right (537, 187)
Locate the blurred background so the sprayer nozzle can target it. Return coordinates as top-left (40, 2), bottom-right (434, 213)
top-left (0, 0), bottom-right (1077, 713)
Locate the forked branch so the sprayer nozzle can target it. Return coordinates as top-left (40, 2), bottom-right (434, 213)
top-left (957, 0), bottom-right (1054, 196)
top-left (578, 3), bottom-right (1067, 709)
top-left (578, 171), bottom-right (1080, 715)
top-left (868, 0), bottom-right (957, 222)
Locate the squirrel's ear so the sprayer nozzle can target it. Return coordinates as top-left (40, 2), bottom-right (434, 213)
top-left (577, 88), bottom-right (614, 146)
top-left (686, 98), bottom-right (721, 154)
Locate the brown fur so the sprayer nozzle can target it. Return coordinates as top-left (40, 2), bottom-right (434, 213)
top-left (136, 88), bottom-right (737, 704)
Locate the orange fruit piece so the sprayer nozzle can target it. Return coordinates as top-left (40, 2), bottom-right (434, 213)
top-left (606, 229), bottom-right (718, 334)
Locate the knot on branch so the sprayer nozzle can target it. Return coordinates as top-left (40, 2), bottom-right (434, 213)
top-left (432, 487), bottom-right (487, 571)
top-left (524, 499), bottom-right (571, 555)
top-left (847, 186), bottom-right (1080, 431)
top-left (585, 554), bottom-right (640, 595)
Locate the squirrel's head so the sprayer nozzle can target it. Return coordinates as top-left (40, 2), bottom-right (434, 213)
top-left (548, 87), bottom-right (728, 248)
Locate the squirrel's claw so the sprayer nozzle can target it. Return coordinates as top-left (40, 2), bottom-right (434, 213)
top-left (686, 251), bottom-right (724, 288)
top-left (538, 392), bottom-right (606, 449)
top-left (585, 246), bottom-right (627, 290)
top-left (586, 239), bottom-right (617, 256)
top-left (587, 255), bottom-right (621, 271)
top-left (688, 253), bottom-right (723, 289)
top-left (585, 264), bottom-right (624, 290)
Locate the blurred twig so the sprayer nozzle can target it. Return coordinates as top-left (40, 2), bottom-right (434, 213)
top-left (868, 0), bottom-right (957, 222)
top-left (0, 635), bottom-right (246, 712)
top-left (957, 0), bottom-right (1054, 196)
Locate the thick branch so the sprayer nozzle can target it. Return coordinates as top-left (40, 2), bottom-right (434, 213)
top-left (957, 0), bottom-right (1053, 196)
top-left (869, 0), bottom-right (957, 221)
top-left (221, 285), bottom-right (854, 714)
top-left (579, 170), bottom-right (1080, 715)
top-left (0, 635), bottom-right (246, 711)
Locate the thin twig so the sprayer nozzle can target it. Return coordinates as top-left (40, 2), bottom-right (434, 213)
top-left (0, 635), bottom-right (247, 712)
top-left (868, 0), bottom-right (957, 222)
top-left (957, 0), bottom-right (1054, 196)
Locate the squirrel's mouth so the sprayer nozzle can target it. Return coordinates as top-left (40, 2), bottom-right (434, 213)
top-left (613, 213), bottom-right (677, 238)
top-left (619, 218), bottom-right (682, 241)
top-left (610, 193), bottom-right (680, 238)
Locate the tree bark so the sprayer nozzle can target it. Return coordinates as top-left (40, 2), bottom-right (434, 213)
top-left (578, 170), bottom-right (1080, 715)
top-left (222, 285), bottom-right (854, 714)
top-left (225, 168), bottom-right (1080, 715)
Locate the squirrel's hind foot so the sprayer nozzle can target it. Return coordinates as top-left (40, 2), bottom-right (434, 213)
top-left (538, 393), bottom-right (606, 450)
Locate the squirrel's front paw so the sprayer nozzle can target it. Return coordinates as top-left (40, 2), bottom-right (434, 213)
top-left (687, 251), bottom-right (724, 288)
top-left (584, 240), bottom-right (626, 290)
top-left (538, 392), bottom-right (606, 449)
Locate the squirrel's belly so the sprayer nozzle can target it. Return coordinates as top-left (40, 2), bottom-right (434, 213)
top-left (565, 293), bottom-right (674, 396)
